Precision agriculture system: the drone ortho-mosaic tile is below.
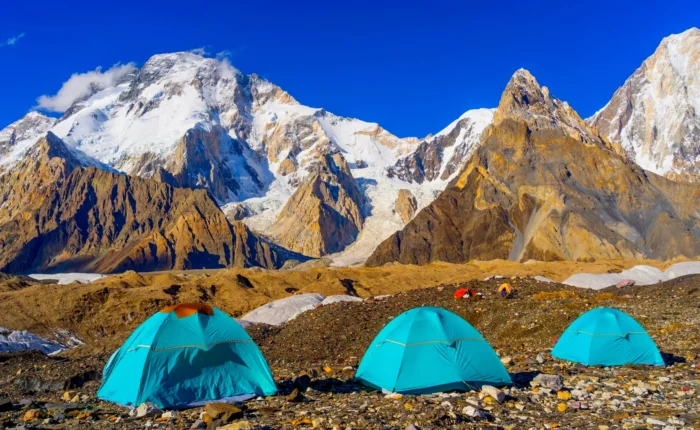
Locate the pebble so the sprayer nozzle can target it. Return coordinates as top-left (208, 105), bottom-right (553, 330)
top-left (463, 405), bottom-right (485, 418)
top-left (533, 374), bottom-right (564, 391)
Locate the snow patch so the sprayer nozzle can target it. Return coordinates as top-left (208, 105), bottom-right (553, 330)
top-left (239, 293), bottom-right (325, 326)
top-left (240, 293), bottom-right (365, 326)
top-left (320, 295), bottom-right (363, 306)
top-left (29, 273), bottom-right (106, 285)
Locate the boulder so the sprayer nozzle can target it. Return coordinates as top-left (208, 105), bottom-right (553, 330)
top-left (481, 385), bottom-right (506, 403)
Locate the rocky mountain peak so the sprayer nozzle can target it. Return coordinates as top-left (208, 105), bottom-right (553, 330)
top-left (271, 146), bottom-right (364, 257)
top-left (248, 73), bottom-right (299, 107)
top-left (495, 69), bottom-right (608, 146)
top-left (0, 112), bottom-right (57, 159)
top-left (368, 72), bottom-right (700, 267)
top-left (0, 132), bottom-right (82, 226)
top-left (496, 69), bottom-right (562, 122)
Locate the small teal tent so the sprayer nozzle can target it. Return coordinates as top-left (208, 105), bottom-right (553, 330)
top-left (98, 304), bottom-right (277, 408)
top-left (355, 307), bottom-right (511, 394)
top-left (552, 307), bottom-right (664, 366)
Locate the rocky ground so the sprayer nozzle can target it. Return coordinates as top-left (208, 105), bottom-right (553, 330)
top-left (0, 276), bottom-right (698, 429)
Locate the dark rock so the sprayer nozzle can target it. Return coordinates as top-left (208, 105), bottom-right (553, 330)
top-left (12, 370), bottom-right (98, 392)
top-left (44, 403), bottom-right (83, 412)
top-left (293, 374), bottom-right (311, 391)
top-left (0, 399), bottom-right (12, 412)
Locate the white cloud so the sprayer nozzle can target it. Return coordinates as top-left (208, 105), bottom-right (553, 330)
top-left (215, 50), bottom-right (233, 60)
top-left (190, 47), bottom-right (209, 56)
top-left (0, 32), bottom-right (25, 47)
top-left (216, 57), bottom-right (240, 81)
top-left (36, 63), bottom-right (136, 112)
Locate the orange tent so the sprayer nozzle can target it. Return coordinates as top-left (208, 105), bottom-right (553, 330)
top-left (454, 288), bottom-right (478, 299)
top-left (498, 283), bottom-right (513, 296)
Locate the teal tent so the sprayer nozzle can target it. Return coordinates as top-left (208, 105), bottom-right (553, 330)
top-left (98, 304), bottom-right (277, 408)
top-left (355, 307), bottom-right (511, 394)
top-left (552, 307), bottom-right (664, 366)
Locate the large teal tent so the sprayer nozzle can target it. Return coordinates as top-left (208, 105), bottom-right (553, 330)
top-left (552, 307), bottom-right (664, 366)
top-left (98, 304), bottom-right (277, 408)
top-left (355, 307), bottom-right (511, 394)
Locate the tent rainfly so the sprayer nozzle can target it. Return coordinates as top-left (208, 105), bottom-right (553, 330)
top-left (552, 307), bottom-right (664, 366)
top-left (98, 304), bottom-right (277, 408)
top-left (355, 307), bottom-right (511, 394)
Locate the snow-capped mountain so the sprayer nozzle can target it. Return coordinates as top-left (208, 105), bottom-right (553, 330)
top-left (589, 27), bottom-right (699, 182)
top-left (0, 112), bottom-right (57, 162)
top-left (388, 108), bottom-right (494, 184)
top-left (0, 51), bottom-right (495, 264)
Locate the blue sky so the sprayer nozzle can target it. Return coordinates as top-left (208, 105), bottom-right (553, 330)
top-left (1, 0), bottom-right (698, 137)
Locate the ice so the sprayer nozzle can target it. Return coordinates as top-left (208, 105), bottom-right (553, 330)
top-left (0, 328), bottom-right (67, 355)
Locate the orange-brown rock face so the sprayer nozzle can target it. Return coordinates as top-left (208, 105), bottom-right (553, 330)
top-left (149, 126), bottom-right (263, 203)
top-left (0, 132), bottom-right (81, 225)
top-left (367, 70), bottom-right (700, 266)
top-left (0, 142), bottom-right (295, 273)
top-left (271, 147), bottom-right (364, 257)
top-left (394, 189), bottom-right (417, 224)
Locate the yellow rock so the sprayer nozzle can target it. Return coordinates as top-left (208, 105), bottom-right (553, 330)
top-left (291, 417), bottom-right (313, 426)
top-left (532, 387), bottom-right (539, 393)
top-left (23, 409), bottom-right (46, 422)
top-left (323, 366), bottom-right (332, 373)
top-left (76, 411), bottom-right (93, 420)
top-left (404, 403), bottom-right (414, 410)
top-left (557, 391), bottom-right (571, 400)
top-left (62, 391), bottom-right (77, 401)
top-left (557, 403), bottom-right (567, 412)
top-left (217, 421), bottom-right (253, 430)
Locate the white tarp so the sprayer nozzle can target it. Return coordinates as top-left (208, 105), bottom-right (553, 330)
top-left (664, 262), bottom-right (700, 279)
top-left (562, 262), bottom-right (700, 290)
top-left (239, 293), bottom-right (325, 326)
top-left (0, 328), bottom-right (66, 355)
top-left (29, 273), bottom-right (106, 285)
top-left (533, 276), bottom-right (555, 283)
